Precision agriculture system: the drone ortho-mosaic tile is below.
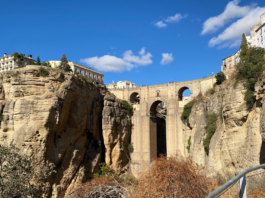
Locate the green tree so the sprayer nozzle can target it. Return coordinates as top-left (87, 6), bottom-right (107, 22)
top-left (240, 33), bottom-right (248, 57)
top-left (59, 54), bottom-right (72, 72)
top-left (13, 52), bottom-right (25, 67)
top-left (215, 71), bottom-right (226, 85)
top-left (0, 142), bottom-right (56, 198)
top-left (36, 56), bottom-right (41, 65)
top-left (236, 47), bottom-right (265, 106)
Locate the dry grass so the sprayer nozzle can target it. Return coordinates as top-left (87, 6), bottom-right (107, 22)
top-left (248, 187), bottom-right (265, 198)
top-left (64, 155), bottom-right (265, 198)
top-left (135, 155), bottom-right (218, 198)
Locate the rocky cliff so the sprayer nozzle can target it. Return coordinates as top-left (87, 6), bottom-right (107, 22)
top-left (182, 77), bottom-right (265, 182)
top-left (0, 67), bottom-right (130, 197)
top-left (102, 93), bottom-right (132, 174)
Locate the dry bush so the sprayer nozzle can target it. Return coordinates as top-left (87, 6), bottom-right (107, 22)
top-left (135, 155), bottom-right (218, 198)
top-left (248, 187), bottom-right (265, 198)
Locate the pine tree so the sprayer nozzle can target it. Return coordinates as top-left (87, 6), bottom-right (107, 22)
top-left (36, 56), bottom-right (41, 65)
top-left (59, 54), bottom-right (72, 72)
top-left (240, 33), bottom-right (248, 57)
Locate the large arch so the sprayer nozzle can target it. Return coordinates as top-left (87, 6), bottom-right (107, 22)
top-left (149, 100), bottom-right (167, 162)
top-left (178, 86), bottom-right (191, 101)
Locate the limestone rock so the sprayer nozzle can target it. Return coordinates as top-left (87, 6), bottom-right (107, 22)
top-left (102, 93), bottom-right (131, 174)
top-left (182, 80), bottom-right (265, 180)
top-left (0, 68), bottom-right (104, 197)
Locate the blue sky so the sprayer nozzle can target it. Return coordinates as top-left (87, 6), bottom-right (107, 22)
top-left (1, 0), bottom-right (265, 89)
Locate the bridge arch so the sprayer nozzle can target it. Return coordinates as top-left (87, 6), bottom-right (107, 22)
top-left (130, 92), bottom-right (140, 104)
top-left (149, 99), bottom-right (167, 162)
top-left (178, 86), bottom-right (192, 101)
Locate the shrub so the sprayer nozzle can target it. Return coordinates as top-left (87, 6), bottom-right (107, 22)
top-left (186, 136), bottom-right (191, 153)
top-left (210, 88), bottom-right (215, 95)
top-left (135, 154), bottom-right (218, 198)
top-left (236, 47), bottom-right (265, 106)
top-left (244, 90), bottom-right (255, 106)
top-left (39, 67), bottom-right (49, 77)
top-left (127, 143), bottom-right (134, 154)
top-left (0, 142), bottom-right (56, 198)
top-left (181, 100), bottom-right (194, 127)
top-left (79, 75), bottom-right (86, 82)
top-left (122, 100), bottom-right (132, 115)
top-left (94, 163), bottom-right (113, 178)
top-left (118, 173), bottom-right (137, 186)
top-left (203, 112), bottom-right (217, 155)
top-left (215, 71), bottom-right (226, 85)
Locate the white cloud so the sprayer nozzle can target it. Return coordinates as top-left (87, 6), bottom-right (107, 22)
top-left (81, 48), bottom-right (153, 72)
top-left (208, 6), bottom-right (265, 48)
top-left (155, 21), bottom-right (167, 28)
top-left (154, 13), bottom-right (187, 28)
top-left (123, 47), bottom-right (152, 66)
top-left (165, 13), bottom-right (187, 23)
top-left (160, 53), bottom-right (173, 65)
top-left (201, 0), bottom-right (251, 35)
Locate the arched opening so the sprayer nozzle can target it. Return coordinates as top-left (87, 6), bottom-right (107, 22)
top-left (178, 87), bottom-right (191, 101)
top-left (150, 100), bottom-right (167, 161)
top-left (130, 92), bottom-right (140, 104)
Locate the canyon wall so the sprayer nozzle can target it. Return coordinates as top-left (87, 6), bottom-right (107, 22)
top-left (0, 67), bottom-right (130, 197)
top-left (182, 77), bottom-right (265, 182)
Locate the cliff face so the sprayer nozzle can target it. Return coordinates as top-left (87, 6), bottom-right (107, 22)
top-left (0, 67), bottom-right (105, 197)
top-left (102, 93), bottom-right (132, 174)
top-left (182, 78), bottom-right (265, 179)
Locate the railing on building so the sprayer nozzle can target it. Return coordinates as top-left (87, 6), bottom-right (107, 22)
top-left (206, 163), bottom-right (265, 198)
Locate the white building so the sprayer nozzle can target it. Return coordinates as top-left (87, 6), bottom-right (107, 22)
top-left (116, 80), bottom-right (137, 89)
top-left (48, 61), bottom-right (104, 84)
top-left (256, 24), bottom-right (265, 48)
top-left (0, 53), bottom-right (33, 73)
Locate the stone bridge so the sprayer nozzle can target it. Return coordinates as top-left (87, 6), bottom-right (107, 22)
top-left (109, 76), bottom-right (215, 175)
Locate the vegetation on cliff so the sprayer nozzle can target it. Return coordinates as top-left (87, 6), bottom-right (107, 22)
top-left (122, 100), bottom-right (133, 115)
top-left (0, 143), bottom-right (56, 198)
top-left (181, 100), bottom-right (194, 127)
top-left (203, 112), bottom-right (217, 155)
top-left (215, 71), bottom-right (226, 85)
top-left (59, 53), bottom-right (72, 72)
top-left (236, 34), bottom-right (265, 106)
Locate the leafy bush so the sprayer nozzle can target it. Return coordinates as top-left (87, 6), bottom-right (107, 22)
top-left (203, 112), bottom-right (217, 155)
top-left (210, 88), bottom-right (215, 95)
top-left (181, 100), bottom-right (194, 127)
top-left (39, 67), bottom-right (49, 77)
top-left (122, 100), bottom-right (132, 115)
top-left (79, 75), bottom-right (86, 82)
top-left (127, 143), bottom-right (134, 154)
top-left (186, 136), bottom-right (191, 153)
top-left (118, 173), bottom-right (138, 186)
top-left (215, 71), bottom-right (226, 85)
top-left (0, 143), bottom-right (56, 198)
top-left (94, 163), bottom-right (113, 178)
top-left (236, 47), bottom-right (265, 106)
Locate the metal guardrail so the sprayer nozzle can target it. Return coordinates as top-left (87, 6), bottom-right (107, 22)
top-left (206, 163), bottom-right (265, 198)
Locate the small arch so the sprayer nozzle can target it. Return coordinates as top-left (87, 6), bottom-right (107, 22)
top-left (178, 87), bottom-right (191, 101)
top-left (130, 92), bottom-right (140, 104)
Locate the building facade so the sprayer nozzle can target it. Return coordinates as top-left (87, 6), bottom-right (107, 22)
top-left (0, 53), bottom-right (33, 73)
top-left (48, 61), bottom-right (104, 84)
top-left (256, 23), bottom-right (265, 48)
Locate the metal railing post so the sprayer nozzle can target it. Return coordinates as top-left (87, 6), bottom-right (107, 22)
top-left (239, 175), bottom-right (246, 198)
